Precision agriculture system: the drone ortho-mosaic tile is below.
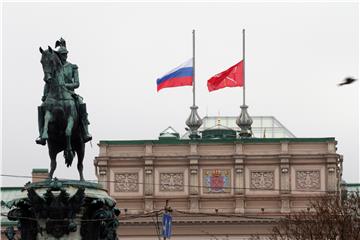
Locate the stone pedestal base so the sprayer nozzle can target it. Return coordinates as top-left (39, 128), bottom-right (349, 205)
top-left (5, 179), bottom-right (119, 240)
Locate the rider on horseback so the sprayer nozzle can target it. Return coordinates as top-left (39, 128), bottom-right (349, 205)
top-left (36, 38), bottom-right (92, 145)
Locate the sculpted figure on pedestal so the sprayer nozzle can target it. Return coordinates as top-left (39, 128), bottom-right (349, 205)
top-left (36, 38), bottom-right (92, 180)
top-left (36, 38), bottom-right (92, 146)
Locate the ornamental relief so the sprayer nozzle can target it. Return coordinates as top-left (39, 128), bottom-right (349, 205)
top-left (296, 170), bottom-right (320, 190)
top-left (160, 173), bottom-right (184, 192)
top-left (114, 173), bottom-right (139, 192)
top-left (250, 171), bottom-right (274, 190)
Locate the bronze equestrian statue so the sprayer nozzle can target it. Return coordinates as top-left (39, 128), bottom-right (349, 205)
top-left (37, 38), bottom-right (92, 145)
top-left (37, 39), bottom-right (91, 180)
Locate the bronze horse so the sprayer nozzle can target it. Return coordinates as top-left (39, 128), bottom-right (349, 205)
top-left (39, 46), bottom-right (85, 180)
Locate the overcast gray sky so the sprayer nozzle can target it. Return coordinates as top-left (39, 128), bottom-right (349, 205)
top-left (2, 2), bottom-right (359, 186)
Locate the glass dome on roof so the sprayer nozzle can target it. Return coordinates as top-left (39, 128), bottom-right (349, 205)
top-left (181, 116), bottom-right (295, 139)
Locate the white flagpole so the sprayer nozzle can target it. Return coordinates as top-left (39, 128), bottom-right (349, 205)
top-left (243, 29), bottom-right (245, 105)
top-left (192, 29), bottom-right (196, 106)
top-left (236, 28), bottom-right (253, 138)
top-left (185, 29), bottom-right (202, 139)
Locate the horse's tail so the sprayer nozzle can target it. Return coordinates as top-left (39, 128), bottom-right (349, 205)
top-left (64, 150), bottom-right (75, 167)
top-left (65, 159), bottom-right (72, 167)
top-left (65, 155), bottom-right (71, 167)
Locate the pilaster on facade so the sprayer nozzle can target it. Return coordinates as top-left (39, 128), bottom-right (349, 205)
top-left (189, 143), bottom-right (199, 195)
top-left (98, 167), bottom-right (108, 190)
top-left (189, 196), bottom-right (199, 213)
top-left (98, 143), bottom-right (109, 157)
top-left (280, 158), bottom-right (290, 194)
top-left (326, 157), bottom-right (338, 192)
top-left (190, 143), bottom-right (198, 155)
top-left (145, 144), bottom-right (153, 156)
top-left (144, 197), bottom-right (154, 212)
top-left (144, 158), bottom-right (154, 196)
top-left (188, 144), bottom-right (200, 212)
top-left (94, 157), bottom-right (109, 190)
top-left (189, 158), bottom-right (199, 195)
top-left (234, 196), bottom-right (245, 214)
top-left (280, 195), bottom-right (291, 213)
top-left (235, 143), bottom-right (243, 155)
top-left (143, 146), bottom-right (154, 209)
top-left (280, 141), bottom-right (289, 154)
top-left (327, 141), bottom-right (337, 153)
top-left (234, 158), bottom-right (245, 195)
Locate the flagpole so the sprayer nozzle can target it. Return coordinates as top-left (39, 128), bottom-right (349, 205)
top-left (192, 29), bottom-right (196, 106)
top-left (185, 29), bottom-right (202, 139)
top-left (242, 28), bottom-right (245, 105)
top-left (236, 28), bottom-right (253, 138)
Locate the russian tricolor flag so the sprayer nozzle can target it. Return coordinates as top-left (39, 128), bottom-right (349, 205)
top-left (156, 59), bottom-right (193, 91)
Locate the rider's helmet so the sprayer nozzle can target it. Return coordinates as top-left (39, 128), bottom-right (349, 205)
top-left (55, 37), bottom-right (68, 54)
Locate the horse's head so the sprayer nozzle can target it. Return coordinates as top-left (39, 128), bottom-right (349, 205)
top-left (39, 46), bottom-right (62, 83)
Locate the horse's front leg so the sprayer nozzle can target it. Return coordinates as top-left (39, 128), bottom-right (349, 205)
top-left (48, 143), bottom-right (58, 179)
top-left (76, 144), bottom-right (85, 181)
top-left (41, 110), bottom-right (52, 141)
top-left (64, 116), bottom-right (75, 167)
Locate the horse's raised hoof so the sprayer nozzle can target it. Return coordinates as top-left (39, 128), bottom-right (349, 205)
top-left (36, 137), bottom-right (46, 146)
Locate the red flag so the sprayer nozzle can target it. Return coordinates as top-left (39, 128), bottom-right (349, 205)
top-left (207, 61), bottom-right (244, 92)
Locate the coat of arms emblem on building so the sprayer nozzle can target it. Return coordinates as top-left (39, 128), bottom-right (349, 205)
top-left (204, 169), bottom-right (231, 193)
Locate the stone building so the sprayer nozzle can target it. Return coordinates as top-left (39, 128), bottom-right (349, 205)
top-left (94, 116), bottom-right (341, 239)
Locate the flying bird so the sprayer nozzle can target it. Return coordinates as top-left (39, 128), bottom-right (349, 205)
top-left (338, 77), bottom-right (357, 86)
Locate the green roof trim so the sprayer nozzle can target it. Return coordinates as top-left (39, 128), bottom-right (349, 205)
top-left (1, 187), bottom-right (23, 191)
top-left (342, 183), bottom-right (360, 187)
top-left (99, 137), bottom-right (336, 145)
top-left (32, 168), bottom-right (48, 173)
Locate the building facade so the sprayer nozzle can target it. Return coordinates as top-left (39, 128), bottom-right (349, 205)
top-left (94, 137), bottom-right (341, 239)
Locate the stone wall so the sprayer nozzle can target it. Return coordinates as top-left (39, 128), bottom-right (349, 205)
top-left (94, 139), bottom-right (340, 214)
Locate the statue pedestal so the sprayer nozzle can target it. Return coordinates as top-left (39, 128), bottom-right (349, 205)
top-left (6, 179), bottom-right (119, 240)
